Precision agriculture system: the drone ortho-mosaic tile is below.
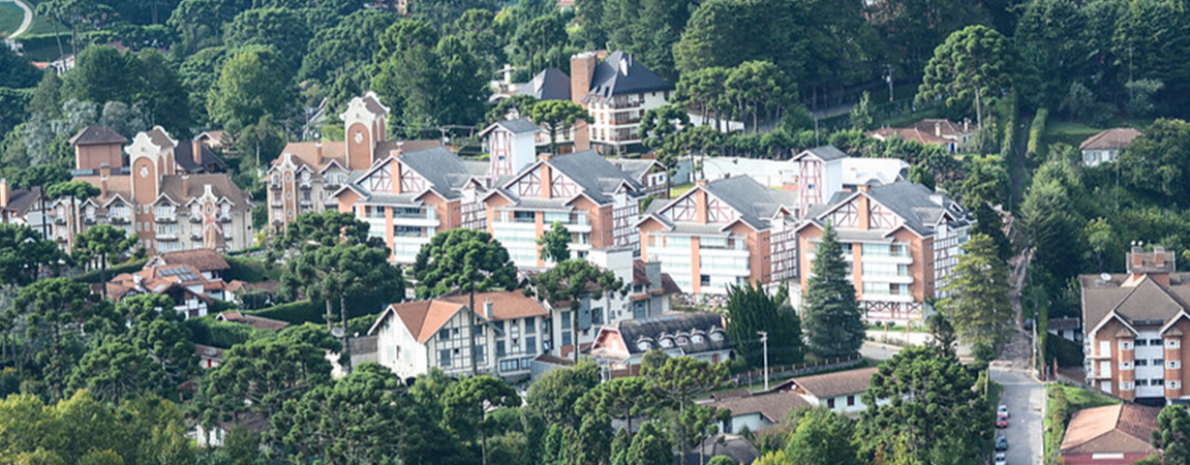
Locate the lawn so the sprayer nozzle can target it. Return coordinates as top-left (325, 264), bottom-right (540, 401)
top-left (0, 2), bottom-right (23, 38)
top-left (1042, 121), bottom-right (1105, 151)
top-left (1044, 383), bottom-right (1119, 458)
top-left (671, 182), bottom-right (694, 197)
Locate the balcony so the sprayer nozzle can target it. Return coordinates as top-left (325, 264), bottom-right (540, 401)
top-left (54, 217), bottom-right (66, 225)
top-left (83, 216), bottom-right (96, 224)
top-left (269, 182), bottom-right (282, 191)
top-left (271, 218), bottom-right (284, 225)
top-left (218, 215), bottom-right (233, 224)
top-left (191, 232), bottom-right (203, 241)
top-left (299, 199), bottom-right (313, 207)
top-left (299, 180), bottom-right (312, 190)
top-left (157, 233), bottom-right (178, 242)
top-left (56, 235), bottom-right (68, 243)
top-left (189, 215), bottom-right (202, 223)
top-left (608, 117), bottom-right (642, 126)
top-left (155, 216), bottom-right (176, 224)
top-left (110, 216), bottom-right (129, 225)
top-left (271, 200), bottom-right (283, 208)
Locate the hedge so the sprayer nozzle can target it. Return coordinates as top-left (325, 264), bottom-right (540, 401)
top-left (224, 255), bottom-right (279, 283)
top-left (184, 316), bottom-right (260, 349)
top-left (72, 259), bottom-right (148, 283)
top-left (1027, 108), bottom-right (1049, 160)
top-left (245, 299), bottom-right (325, 325)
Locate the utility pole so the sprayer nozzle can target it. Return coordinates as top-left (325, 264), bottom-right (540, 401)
top-left (758, 331), bottom-right (769, 391)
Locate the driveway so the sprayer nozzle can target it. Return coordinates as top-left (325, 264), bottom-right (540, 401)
top-left (860, 341), bottom-right (901, 361)
top-left (992, 367), bottom-right (1044, 465)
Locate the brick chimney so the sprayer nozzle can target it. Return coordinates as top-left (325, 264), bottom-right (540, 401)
top-left (315, 142), bottom-right (324, 165)
top-left (1156, 246), bottom-right (1167, 267)
top-left (1131, 245), bottom-right (1144, 268)
top-left (0, 179), bottom-right (9, 208)
top-left (192, 139), bottom-right (204, 167)
top-left (181, 174), bottom-right (190, 198)
top-left (570, 52), bottom-right (599, 107)
top-left (99, 163), bottom-right (112, 194)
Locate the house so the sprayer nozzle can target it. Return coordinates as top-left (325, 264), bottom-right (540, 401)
top-left (195, 344), bottom-right (225, 369)
top-left (1050, 317), bottom-right (1084, 343)
top-left (1059, 403), bottom-right (1160, 465)
top-left (54, 126), bottom-right (254, 253)
top-left (480, 118), bottom-right (541, 179)
top-left (637, 176), bottom-right (798, 295)
top-left (195, 130), bottom-right (226, 150)
top-left (368, 290), bottom-right (551, 381)
top-left (574, 51), bottom-right (674, 154)
top-left (586, 311), bottom-right (732, 374)
top-left (483, 150), bottom-right (645, 267)
top-left (103, 264), bottom-right (222, 318)
top-left (217, 311), bottom-right (290, 332)
top-left (0, 180), bottom-right (48, 234)
top-left (706, 390), bottom-right (812, 434)
top-left (867, 119), bottom-right (975, 153)
top-left (773, 367), bottom-right (880, 414)
top-left (1079, 246), bottom-right (1190, 402)
top-left (630, 260), bottom-right (681, 318)
top-left (333, 146), bottom-right (490, 263)
top-left (266, 92), bottom-right (442, 232)
top-left (686, 150), bottom-right (907, 199)
top-left (145, 248), bottom-right (231, 280)
top-left (795, 181), bottom-right (973, 325)
top-left (609, 158), bottom-right (669, 199)
top-left (1080, 128), bottom-right (1141, 167)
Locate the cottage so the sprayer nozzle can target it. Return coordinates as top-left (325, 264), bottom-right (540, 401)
top-left (1060, 404), bottom-right (1160, 465)
top-left (587, 311), bottom-right (732, 374)
top-left (1080, 128), bottom-right (1141, 167)
top-left (773, 367), bottom-right (879, 414)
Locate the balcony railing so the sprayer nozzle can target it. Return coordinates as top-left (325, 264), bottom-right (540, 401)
top-left (157, 233), bottom-right (178, 242)
top-left (325, 183), bottom-right (340, 190)
top-left (110, 216), bottom-right (129, 224)
top-left (155, 216), bottom-right (177, 224)
top-left (269, 182), bottom-right (282, 190)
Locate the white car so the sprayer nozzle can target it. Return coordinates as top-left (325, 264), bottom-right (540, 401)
top-left (994, 452), bottom-right (1008, 465)
top-left (998, 405), bottom-right (1010, 419)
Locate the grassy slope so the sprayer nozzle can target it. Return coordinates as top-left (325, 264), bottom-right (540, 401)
top-left (0, 3), bottom-right (23, 38)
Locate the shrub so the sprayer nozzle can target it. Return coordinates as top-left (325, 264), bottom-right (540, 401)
top-left (184, 317), bottom-right (260, 348)
top-left (1028, 108), bottom-right (1048, 160)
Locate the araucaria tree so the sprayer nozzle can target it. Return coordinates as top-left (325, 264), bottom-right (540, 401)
top-left (528, 100), bottom-right (590, 154)
top-left (937, 233), bottom-right (1014, 348)
top-left (917, 25), bottom-right (1014, 130)
top-left (725, 282), bottom-right (803, 367)
top-left (530, 259), bottom-right (625, 361)
top-left (537, 221), bottom-right (572, 264)
top-left (442, 375), bottom-right (520, 465)
top-left (73, 224), bottom-right (136, 298)
top-left (801, 223), bottom-right (865, 358)
top-left (409, 229), bottom-right (518, 373)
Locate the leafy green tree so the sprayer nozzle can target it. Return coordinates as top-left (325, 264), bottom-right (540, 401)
top-left (526, 361), bottom-right (600, 428)
top-left (120, 294), bottom-right (196, 384)
top-left (1154, 404), bottom-right (1190, 465)
top-left (442, 375), bottom-right (521, 465)
top-left (1021, 176), bottom-right (1082, 281)
top-left (645, 356), bottom-right (727, 465)
top-left (640, 104), bottom-right (690, 176)
top-left (937, 234), bottom-right (1013, 347)
top-left (849, 91), bottom-right (873, 131)
top-left (62, 46), bottom-right (141, 105)
top-left (200, 335), bottom-right (332, 424)
top-left (47, 180), bottom-right (99, 238)
top-left (434, 34), bottom-right (489, 127)
top-left (271, 211), bottom-right (379, 259)
top-left (486, 94), bottom-right (538, 127)
top-left (537, 222), bottom-right (572, 264)
top-left (858, 347), bottom-right (991, 464)
top-left (926, 313), bottom-right (958, 359)
top-left (373, 20), bottom-right (488, 130)
top-left (224, 8), bottom-right (311, 74)
top-left (917, 25), bottom-right (1014, 130)
top-left (272, 363), bottom-right (407, 464)
top-left (576, 376), bottom-right (657, 435)
top-left (1014, 0), bottom-right (1090, 107)
top-left (1111, 0), bottom-right (1190, 116)
top-left (513, 13), bottom-right (567, 74)
top-left (0, 46), bottom-right (42, 90)
top-left (206, 48), bottom-right (294, 134)
top-left (72, 225), bottom-right (136, 297)
top-left (409, 228), bottom-right (517, 373)
top-left (1119, 119), bottom-right (1190, 201)
top-left (801, 223), bottom-right (865, 358)
top-left (626, 422), bottom-right (672, 465)
top-left (1084, 217), bottom-right (1117, 271)
top-left (528, 100), bottom-right (590, 154)
top-left (725, 61), bottom-right (794, 134)
top-left (134, 49), bottom-right (192, 132)
top-left (530, 259), bottom-right (625, 361)
top-left (0, 223), bottom-right (70, 286)
top-left (599, 0), bottom-right (700, 79)
top-left (67, 337), bottom-right (169, 404)
top-left (725, 282), bottom-right (803, 367)
top-left (299, 10), bottom-right (398, 108)
top-left (453, 9), bottom-right (505, 77)
top-left (784, 408), bottom-right (860, 465)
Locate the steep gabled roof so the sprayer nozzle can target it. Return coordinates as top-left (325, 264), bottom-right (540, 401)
top-left (546, 150), bottom-right (642, 203)
top-left (812, 181), bottom-right (969, 236)
top-left (613, 311), bottom-right (730, 356)
top-left (369, 290), bottom-right (548, 342)
top-left (791, 145), bottom-right (848, 162)
top-left (479, 118), bottom-right (542, 137)
top-left (583, 51), bottom-right (673, 102)
top-left (158, 174), bottom-right (252, 212)
top-left (709, 391), bottom-right (811, 423)
top-left (175, 142), bottom-right (228, 173)
top-left (785, 367), bottom-right (877, 399)
top-left (69, 125), bottom-right (128, 146)
top-left (1060, 404), bottom-right (1159, 455)
top-left (1080, 128), bottom-right (1141, 151)
top-left (702, 176), bottom-right (798, 230)
top-left (517, 68), bottom-right (572, 101)
top-left (148, 249), bottom-right (230, 273)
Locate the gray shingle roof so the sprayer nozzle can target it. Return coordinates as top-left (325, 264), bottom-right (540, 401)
top-left (814, 181), bottom-right (969, 236)
top-left (615, 311), bottom-right (730, 356)
top-left (481, 118), bottom-right (541, 137)
top-left (701, 176), bottom-right (798, 230)
top-left (583, 51), bottom-right (673, 103)
top-left (798, 145), bottom-right (848, 162)
top-left (389, 147), bottom-right (479, 200)
top-left (546, 150), bottom-right (643, 203)
top-left (175, 142), bottom-right (228, 173)
top-left (517, 68), bottom-right (572, 101)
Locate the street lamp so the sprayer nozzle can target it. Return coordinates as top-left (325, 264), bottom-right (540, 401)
top-left (758, 331), bottom-right (769, 391)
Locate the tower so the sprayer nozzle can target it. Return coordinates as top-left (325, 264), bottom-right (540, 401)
top-left (480, 119), bottom-right (540, 178)
top-left (341, 92), bottom-right (390, 171)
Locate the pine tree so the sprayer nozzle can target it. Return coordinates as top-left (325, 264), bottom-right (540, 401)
top-left (801, 223), bottom-right (865, 358)
top-left (937, 234), bottom-right (1013, 348)
top-left (725, 282), bottom-right (803, 366)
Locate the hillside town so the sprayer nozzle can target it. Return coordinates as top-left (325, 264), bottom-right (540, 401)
top-left (3, 0), bottom-right (1190, 464)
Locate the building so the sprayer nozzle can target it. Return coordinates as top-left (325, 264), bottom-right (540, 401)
top-left (678, 151), bottom-right (907, 196)
top-left (1079, 247), bottom-right (1190, 402)
top-left (483, 150), bottom-right (645, 268)
top-left (266, 92), bottom-right (442, 231)
top-left (795, 181), bottom-right (973, 325)
top-left (707, 390), bottom-right (812, 434)
top-left (574, 51), bottom-right (673, 153)
top-left (1059, 404), bottom-right (1160, 465)
top-left (1050, 317), bottom-right (1084, 343)
top-left (637, 176), bottom-right (798, 295)
top-left (630, 259), bottom-right (681, 318)
top-left (333, 146), bottom-right (490, 263)
top-left (54, 126), bottom-right (253, 253)
top-left (480, 118), bottom-right (541, 179)
top-left (368, 290), bottom-right (551, 381)
top-left (103, 264), bottom-right (226, 318)
top-left (144, 248), bottom-right (231, 280)
top-left (867, 119), bottom-right (975, 153)
top-left (587, 311), bottom-right (732, 374)
top-left (0, 180), bottom-right (48, 234)
top-left (772, 367), bottom-right (879, 414)
top-left (1080, 128), bottom-right (1142, 167)
top-left (608, 158), bottom-right (669, 199)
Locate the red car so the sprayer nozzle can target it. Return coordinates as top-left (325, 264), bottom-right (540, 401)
top-left (996, 414), bottom-right (1009, 429)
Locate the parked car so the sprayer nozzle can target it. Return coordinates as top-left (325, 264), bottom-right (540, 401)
top-left (995, 452), bottom-right (1008, 465)
top-left (995, 435), bottom-right (1008, 451)
top-left (996, 416), bottom-right (1009, 428)
top-left (998, 405), bottom-right (1010, 418)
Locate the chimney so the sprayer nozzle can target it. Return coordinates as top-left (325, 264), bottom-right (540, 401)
top-left (99, 163), bottom-right (111, 193)
top-left (182, 175), bottom-right (190, 198)
top-left (315, 142), bottom-right (324, 165)
top-left (695, 179), bottom-right (708, 187)
top-left (1156, 246), bottom-right (1167, 267)
top-left (192, 139), bottom-right (204, 166)
top-left (857, 184), bottom-right (870, 193)
top-left (0, 179), bottom-right (8, 208)
top-left (964, 119), bottom-right (969, 132)
top-left (540, 154), bottom-right (552, 162)
top-left (502, 63), bottom-right (513, 85)
top-left (483, 300), bottom-right (493, 320)
top-left (934, 122), bottom-right (942, 137)
top-left (1131, 245), bottom-right (1144, 268)
top-left (570, 52), bottom-right (599, 106)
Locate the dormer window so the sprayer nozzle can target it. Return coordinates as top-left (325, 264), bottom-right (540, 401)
top-left (638, 341), bottom-right (651, 351)
top-left (692, 335), bottom-right (704, 344)
top-left (710, 331), bottom-right (725, 342)
top-left (677, 337), bottom-right (689, 345)
top-left (660, 338), bottom-right (674, 348)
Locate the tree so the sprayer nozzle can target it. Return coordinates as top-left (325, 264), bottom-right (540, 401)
top-left (857, 347), bottom-right (991, 464)
top-left (66, 337), bottom-right (168, 404)
top-left (72, 225), bottom-right (136, 298)
top-left (537, 222), bottom-right (571, 264)
top-left (134, 49), bottom-right (192, 132)
top-left (206, 48), bottom-right (294, 134)
top-left (645, 356), bottom-right (727, 465)
top-left (47, 180), bottom-right (99, 239)
top-left (513, 13), bottom-right (567, 75)
top-left (926, 313), bottom-right (958, 359)
top-left (530, 259), bottom-right (625, 361)
top-left (224, 8), bottom-right (311, 74)
top-left (784, 408), bottom-right (861, 465)
top-left (528, 100), bottom-right (590, 154)
top-left (725, 61), bottom-right (794, 134)
top-left (271, 211), bottom-right (379, 259)
top-left (486, 94), bottom-right (538, 127)
top-left (626, 422), bottom-right (672, 465)
top-left (299, 10), bottom-right (399, 107)
top-left (801, 223), bottom-right (865, 358)
top-left (640, 104), bottom-right (690, 178)
top-left (937, 234), bottom-right (1013, 347)
top-left (917, 25), bottom-right (1014, 130)
top-left (62, 46), bottom-right (141, 105)
top-left (1119, 119), bottom-right (1190, 201)
top-left (433, 34), bottom-right (489, 126)
top-left (200, 335), bottom-right (332, 424)
top-left (1015, 0), bottom-right (1090, 107)
top-left (272, 363), bottom-right (407, 464)
top-left (442, 375), bottom-right (521, 465)
top-left (409, 229), bottom-right (518, 373)
top-left (0, 46), bottom-right (42, 90)
top-left (526, 361), bottom-right (600, 428)
top-left (1084, 217), bottom-right (1117, 271)
top-left (725, 282), bottom-right (803, 367)
top-left (0, 223), bottom-right (70, 286)
top-left (849, 91), bottom-right (873, 131)
top-left (120, 294), bottom-right (196, 384)
top-left (1154, 404), bottom-right (1190, 465)
top-left (575, 376), bottom-right (658, 434)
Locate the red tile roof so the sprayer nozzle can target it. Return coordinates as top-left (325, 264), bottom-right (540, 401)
top-left (1060, 404), bottom-right (1159, 456)
top-left (1080, 128), bottom-right (1142, 151)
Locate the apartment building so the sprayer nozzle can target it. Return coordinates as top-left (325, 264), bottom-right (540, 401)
top-left (795, 181), bottom-right (972, 324)
top-left (266, 92), bottom-right (441, 232)
top-left (637, 176), bottom-right (799, 295)
top-left (368, 290), bottom-right (550, 381)
top-left (54, 126), bottom-right (253, 253)
top-left (483, 150), bottom-right (645, 268)
top-left (1080, 247), bottom-right (1190, 403)
top-left (573, 51), bottom-right (673, 153)
top-left (333, 146), bottom-right (490, 263)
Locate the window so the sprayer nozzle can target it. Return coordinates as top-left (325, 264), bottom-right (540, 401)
top-left (827, 398), bottom-right (835, 409)
top-left (562, 331), bottom-right (572, 347)
top-left (1169, 340), bottom-right (1183, 349)
top-left (847, 395), bottom-right (856, 406)
top-left (591, 307), bottom-right (604, 325)
top-left (525, 319), bottom-right (536, 334)
top-left (476, 345), bottom-right (485, 363)
top-left (1137, 379), bottom-right (1149, 386)
top-left (1171, 381), bottom-right (1182, 389)
top-left (561, 311), bottom-right (572, 329)
top-left (1120, 361), bottom-right (1134, 370)
top-left (701, 275), bottom-right (711, 286)
top-left (439, 328), bottom-right (451, 341)
top-left (1136, 339), bottom-right (1149, 346)
top-left (1168, 360), bottom-right (1182, 369)
top-left (500, 359), bottom-right (519, 372)
top-left (526, 336), bottom-right (536, 353)
top-left (496, 341), bottom-right (506, 357)
top-left (1120, 381), bottom-right (1135, 391)
top-left (1137, 359), bottom-right (1149, 366)
top-left (1156, 359), bottom-right (1165, 366)
top-left (1154, 379), bottom-right (1165, 386)
top-left (1153, 339), bottom-right (1165, 346)
top-left (439, 349), bottom-right (452, 367)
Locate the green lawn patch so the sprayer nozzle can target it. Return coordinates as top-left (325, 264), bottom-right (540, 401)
top-left (671, 182), bottom-right (694, 197)
top-left (0, 3), bottom-right (24, 38)
top-left (1042, 121), bottom-right (1104, 150)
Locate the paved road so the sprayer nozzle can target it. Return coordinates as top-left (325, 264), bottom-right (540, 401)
top-left (992, 368), bottom-right (1044, 465)
top-left (860, 341), bottom-right (901, 361)
top-left (3, 0), bottom-right (33, 39)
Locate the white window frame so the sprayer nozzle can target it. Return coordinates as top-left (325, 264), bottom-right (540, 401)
top-left (1171, 380), bottom-right (1182, 389)
top-left (1119, 381), bottom-right (1135, 391)
top-left (1119, 361), bottom-right (1134, 371)
top-left (1169, 360), bottom-right (1183, 369)
top-left (1169, 339), bottom-right (1183, 349)
top-left (1119, 340), bottom-right (1134, 350)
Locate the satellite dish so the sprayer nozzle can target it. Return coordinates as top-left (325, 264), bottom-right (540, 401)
top-left (1101, 273), bottom-right (1112, 282)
